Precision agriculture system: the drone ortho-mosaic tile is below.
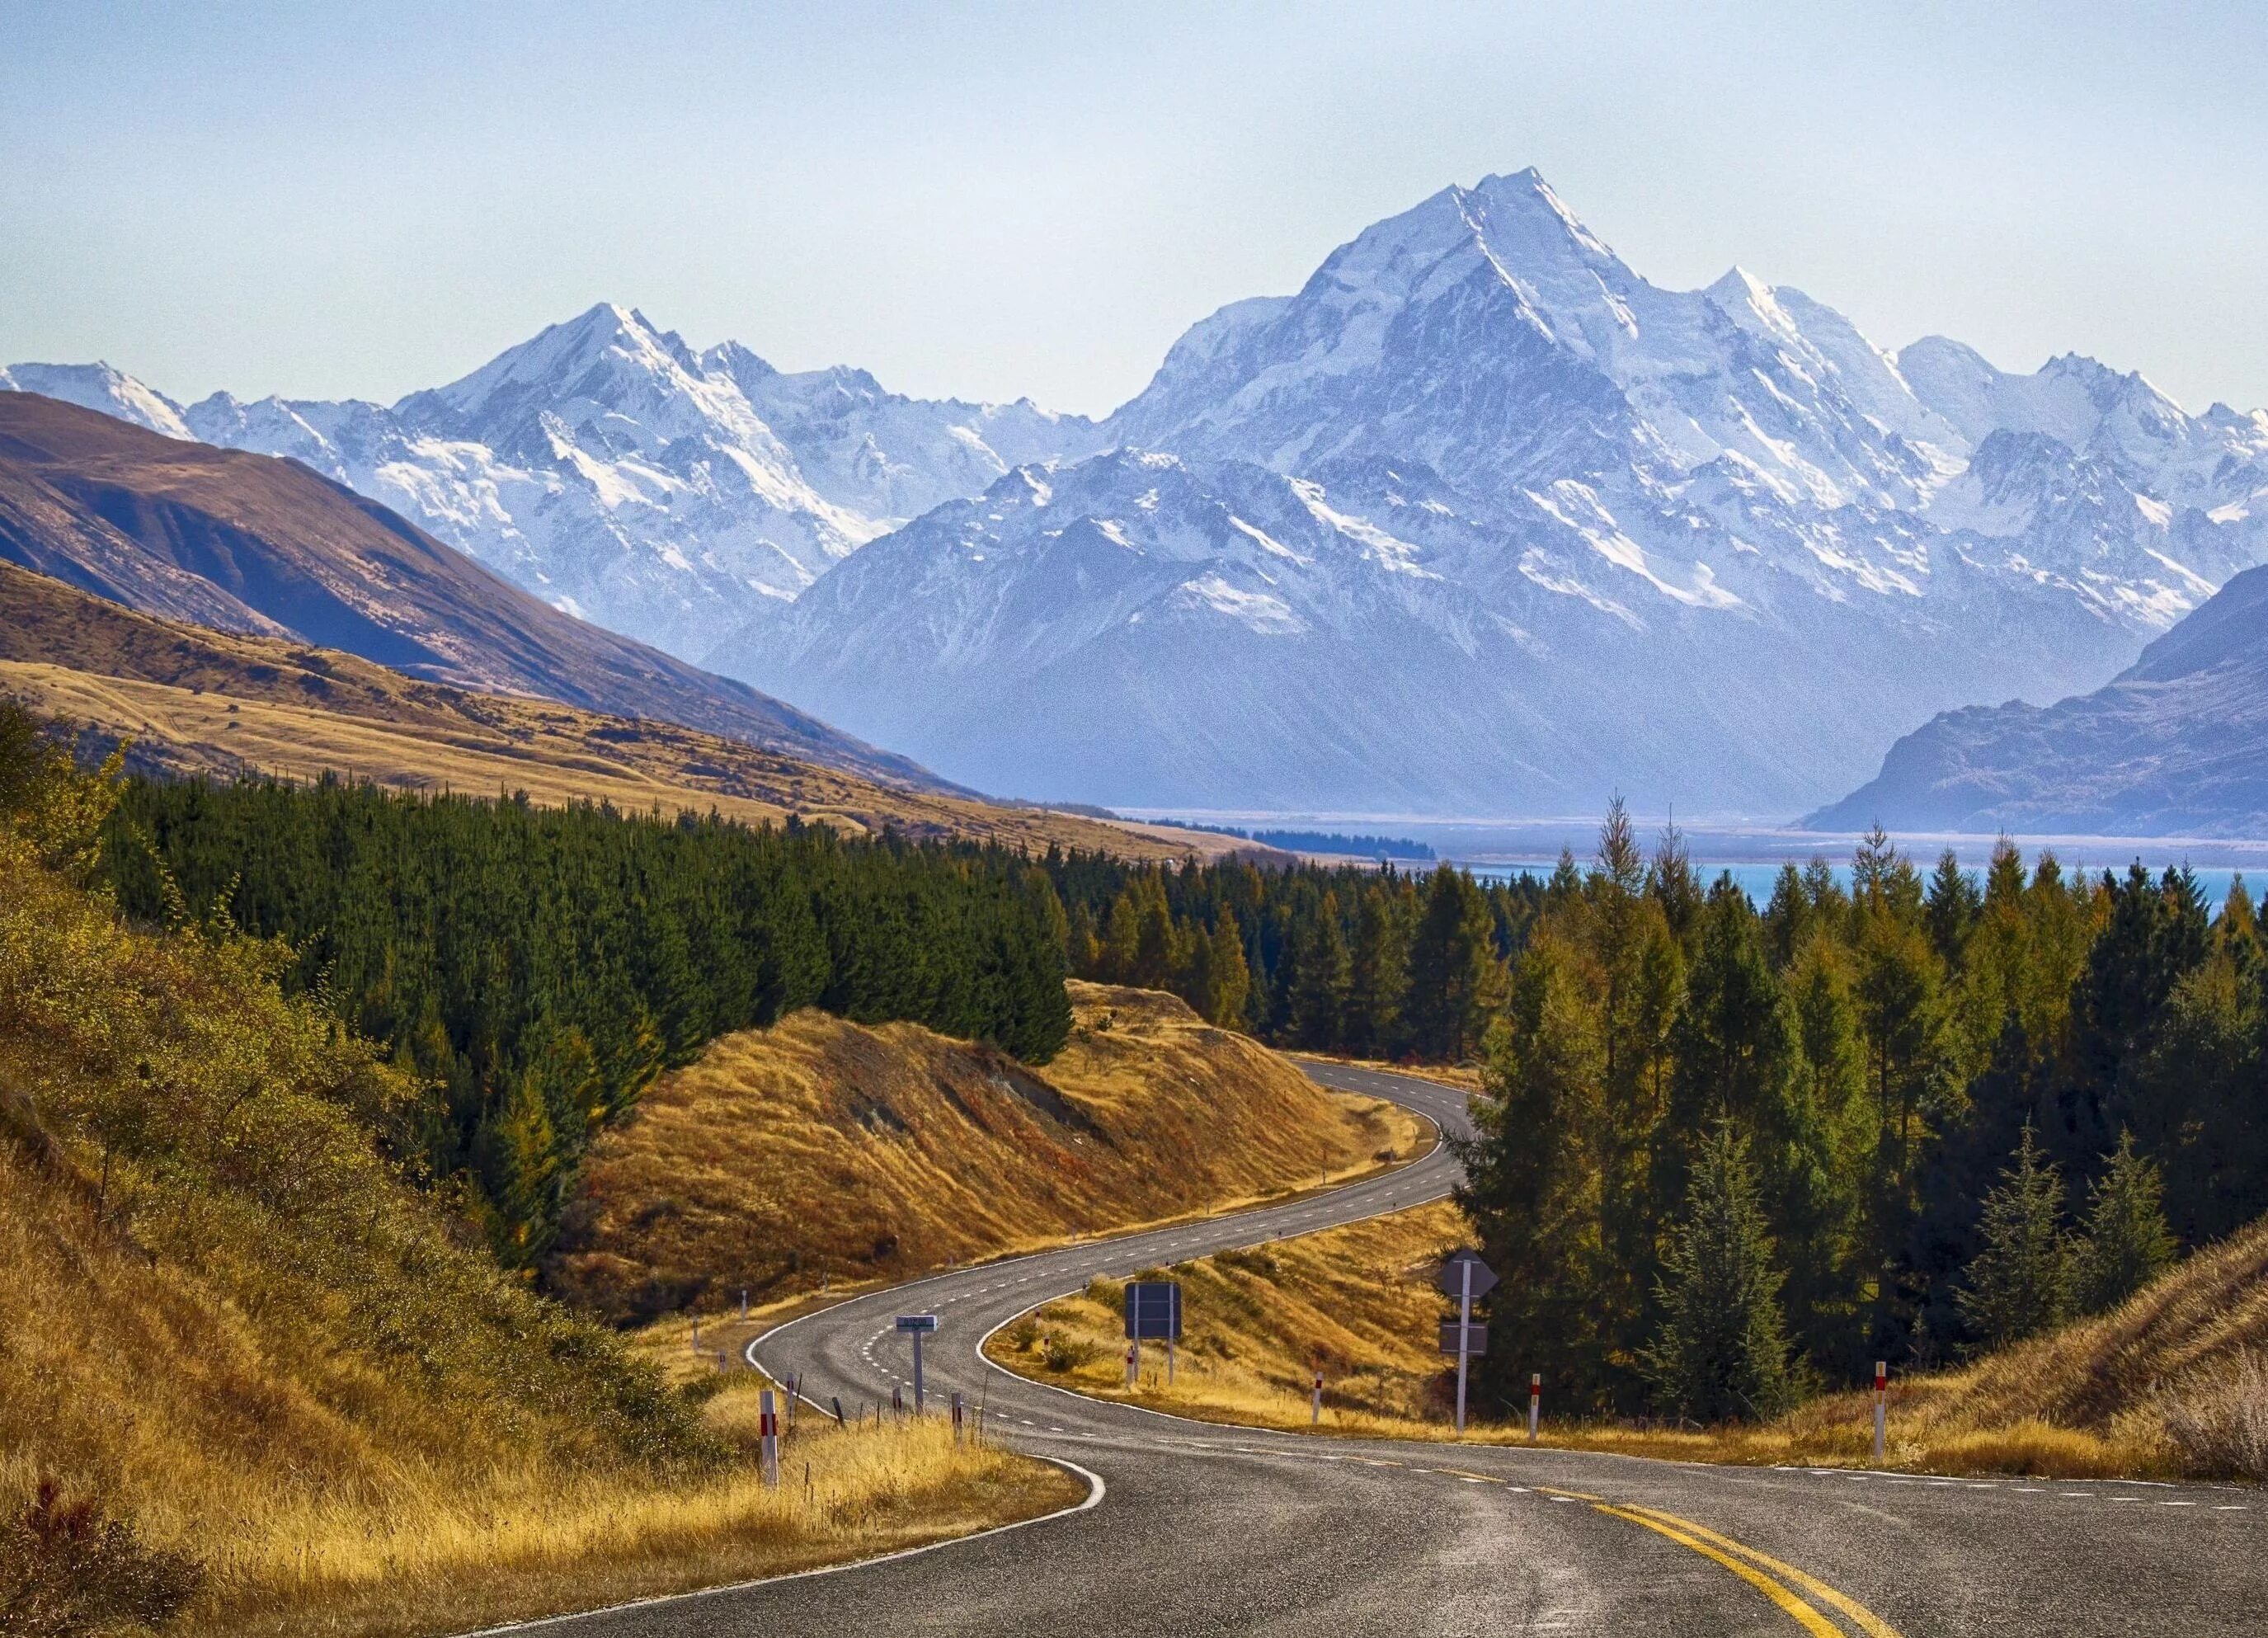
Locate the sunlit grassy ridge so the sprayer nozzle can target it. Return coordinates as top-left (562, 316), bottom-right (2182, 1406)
top-left (0, 818), bottom-right (1073, 1636)
top-left (554, 981), bottom-right (1423, 1321)
top-left (0, 558), bottom-right (1230, 861)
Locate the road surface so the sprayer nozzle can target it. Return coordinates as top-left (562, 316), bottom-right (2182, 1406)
top-left (527, 1063), bottom-right (2265, 1636)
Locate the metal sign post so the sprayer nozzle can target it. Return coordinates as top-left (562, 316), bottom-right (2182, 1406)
top-left (1436, 1250), bottom-right (1498, 1438)
top-left (896, 1314), bottom-right (939, 1412)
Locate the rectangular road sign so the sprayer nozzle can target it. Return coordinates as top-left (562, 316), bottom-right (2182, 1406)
top-left (1125, 1280), bottom-right (1182, 1341)
top-left (895, 1314), bottom-right (939, 1334)
top-left (1438, 1320), bottom-right (1489, 1357)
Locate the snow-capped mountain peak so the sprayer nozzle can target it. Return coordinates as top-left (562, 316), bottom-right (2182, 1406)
top-left (2, 308), bottom-right (1103, 657)
top-left (0, 361), bottom-right (192, 440)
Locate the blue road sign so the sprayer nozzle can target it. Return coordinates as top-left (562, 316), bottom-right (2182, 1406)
top-left (896, 1314), bottom-right (939, 1334)
top-left (1124, 1280), bottom-right (1182, 1341)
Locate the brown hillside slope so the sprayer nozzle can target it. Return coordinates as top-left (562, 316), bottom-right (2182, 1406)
top-left (0, 788), bottom-right (1066, 1637)
top-left (552, 981), bottom-right (1423, 1323)
top-left (0, 561), bottom-right (1231, 857)
top-left (0, 392), bottom-right (941, 788)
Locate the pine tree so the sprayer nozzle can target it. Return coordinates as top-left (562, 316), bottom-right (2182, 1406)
top-left (1405, 867), bottom-right (1497, 1061)
top-left (1924, 850), bottom-right (1982, 970)
top-left (1202, 910), bottom-right (1252, 1028)
top-left (1289, 893), bottom-right (1351, 1050)
top-left (1955, 1127), bottom-right (2074, 1350)
top-left (1344, 885), bottom-right (1412, 1057)
top-left (2074, 1132), bottom-right (2176, 1312)
top-left (1640, 1119), bottom-right (1795, 1423)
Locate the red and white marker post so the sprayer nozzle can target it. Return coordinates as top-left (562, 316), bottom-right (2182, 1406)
top-left (1311, 1370), bottom-right (1324, 1426)
top-left (951, 1391), bottom-right (966, 1447)
top-left (759, 1388), bottom-right (781, 1488)
top-left (1873, 1360), bottom-right (1888, 1464)
top-left (1125, 1342), bottom-right (1139, 1389)
top-left (1528, 1372), bottom-right (1541, 1444)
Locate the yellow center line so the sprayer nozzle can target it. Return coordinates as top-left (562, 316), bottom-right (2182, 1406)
top-left (1614, 1504), bottom-right (1904, 1638)
top-left (1589, 1504), bottom-right (1845, 1638)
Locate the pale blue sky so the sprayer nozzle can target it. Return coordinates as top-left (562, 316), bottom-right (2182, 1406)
top-left (5, 2), bottom-right (2264, 417)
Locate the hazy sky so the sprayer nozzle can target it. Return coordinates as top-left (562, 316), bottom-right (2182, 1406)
top-left (6, 2), bottom-right (2265, 417)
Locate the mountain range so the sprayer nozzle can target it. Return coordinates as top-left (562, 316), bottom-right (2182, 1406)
top-left (1814, 558), bottom-right (2268, 836)
top-left (12, 168), bottom-right (2267, 818)
top-left (0, 392), bottom-right (940, 788)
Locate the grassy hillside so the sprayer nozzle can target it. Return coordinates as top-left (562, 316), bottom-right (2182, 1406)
top-left (0, 558), bottom-right (1231, 861)
top-left (552, 981), bottom-right (1423, 1322)
top-left (988, 1201), bottom-right (1466, 1433)
top-left (0, 762), bottom-right (1071, 1636)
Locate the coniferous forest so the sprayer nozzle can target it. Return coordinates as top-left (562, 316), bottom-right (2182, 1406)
top-left (1050, 806), bottom-right (2268, 1417)
top-left (85, 767), bottom-right (2266, 1415)
top-left (98, 775), bottom-right (1072, 1262)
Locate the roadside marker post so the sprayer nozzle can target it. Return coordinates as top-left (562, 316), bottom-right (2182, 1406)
top-left (1311, 1370), bottom-right (1324, 1426)
top-left (892, 1384), bottom-right (904, 1416)
top-left (786, 1374), bottom-right (799, 1429)
top-left (1125, 1343), bottom-right (1138, 1388)
top-left (896, 1314), bottom-right (939, 1413)
top-left (739, 1288), bottom-right (749, 1320)
top-left (1873, 1361), bottom-right (1888, 1463)
top-left (758, 1389), bottom-right (781, 1488)
top-left (952, 1391), bottom-right (966, 1446)
top-left (1529, 1372), bottom-right (1541, 1444)
top-left (1436, 1250), bottom-right (1499, 1438)
top-left (831, 1396), bottom-right (847, 1428)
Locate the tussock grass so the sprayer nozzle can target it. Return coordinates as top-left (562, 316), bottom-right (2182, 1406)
top-left (553, 982), bottom-right (1423, 1322)
top-left (0, 835), bottom-right (1072, 1636)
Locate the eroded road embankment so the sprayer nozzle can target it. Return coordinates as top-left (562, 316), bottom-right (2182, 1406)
top-left (542, 1063), bottom-right (2264, 1638)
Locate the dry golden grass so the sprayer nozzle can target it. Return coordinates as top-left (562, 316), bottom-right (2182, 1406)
top-left (552, 982), bottom-right (1424, 1322)
top-left (986, 1194), bottom-right (2268, 1482)
top-left (0, 560), bottom-right (1243, 861)
top-left (0, 832), bottom-right (1075, 1637)
top-left (986, 1200), bottom-right (1470, 1435)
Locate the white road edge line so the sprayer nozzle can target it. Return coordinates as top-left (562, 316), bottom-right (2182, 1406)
top-left (452, 1457), bottom-right (1107, 1636)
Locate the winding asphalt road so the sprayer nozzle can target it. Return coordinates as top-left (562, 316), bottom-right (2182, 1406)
top-left (531, 1064), bottom-right (2265, 1636)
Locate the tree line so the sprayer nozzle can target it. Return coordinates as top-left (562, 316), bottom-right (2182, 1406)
top-left (1042, 850), bottom-right (1540, 1061)
top-left (1452, 802), bottom-right (2264, 1420)
top-left (98, 775), bottom-right (1072, 1264)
